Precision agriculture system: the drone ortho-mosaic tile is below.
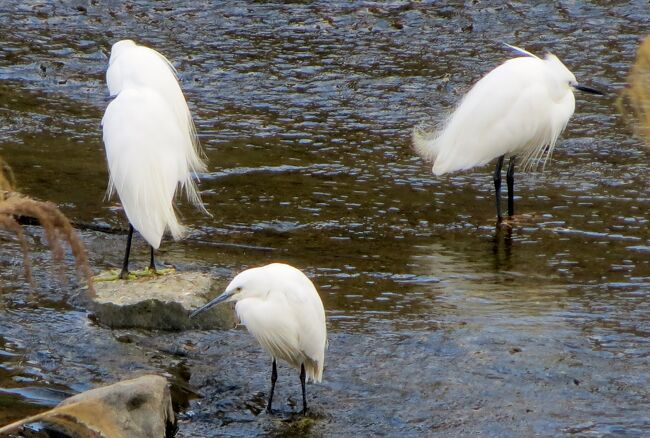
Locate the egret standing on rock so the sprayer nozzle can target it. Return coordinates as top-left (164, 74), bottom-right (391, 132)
top-left (190, 263), bottom-right (327, 414)
top-left (102, 40), bottom-right (208, 279)
top-left (413, 44), bottom-right (603, 222)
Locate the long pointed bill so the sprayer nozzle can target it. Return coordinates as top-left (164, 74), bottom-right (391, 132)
top-left (189, 291), bottom-right (233, 318)
top-left (574, 84), bottom-right (604, 96)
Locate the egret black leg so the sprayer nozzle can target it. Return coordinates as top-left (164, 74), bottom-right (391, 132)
top-left (149, 246), bottom-right (156, 272)
top-left (119, 224), bottom-right (134, 280)
top-left (266, 359), bottom-right (277, 413)
top-left (493, 155), bottom-right (505, 222)
top-left (300, 363), bottom-right (307, 414)
top-left (506, 156), bottom-right (516, 217)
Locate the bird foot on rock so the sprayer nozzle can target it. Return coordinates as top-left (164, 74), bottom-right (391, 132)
top-left (149, 267), bottom-right (175, 276)
top-left (118, 269), bottom-right (131, 280)
top-left (93, 267), bottom-right (176, 282)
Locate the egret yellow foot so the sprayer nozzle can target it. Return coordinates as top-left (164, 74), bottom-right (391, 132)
top-left (93, 267), bottom-right (176, 282)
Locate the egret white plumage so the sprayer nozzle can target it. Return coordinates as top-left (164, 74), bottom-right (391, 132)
top-left (190, 263), bottom-right (327, 414)
top-left (101, 40), bottom-right (207, 279)
top-left (413, 44), bottom-right (603, 221)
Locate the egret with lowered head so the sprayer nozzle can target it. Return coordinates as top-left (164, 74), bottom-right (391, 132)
top-left (102, 40), bottom-right (208, 279)
top-left (190, 263), bottom-right (327, 414)
top-left (413, 44), bottom-right (603, 222)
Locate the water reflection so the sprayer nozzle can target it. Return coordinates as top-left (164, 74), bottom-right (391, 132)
top-left (492, 226), bottom-right (513, 271)
top-left (0, 334), bottom-right (70, 424)
top-left (412, 240), bottom-right (569, 317)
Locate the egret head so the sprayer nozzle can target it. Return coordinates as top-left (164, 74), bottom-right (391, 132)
top-left (544, 53), bottom-right (604, 96)
top-left (545, 54), bottom-right (577, 89)
top-left (109, 39), bottom-right (136, 66)
top-left (189, 267), bottom-right (268, 318)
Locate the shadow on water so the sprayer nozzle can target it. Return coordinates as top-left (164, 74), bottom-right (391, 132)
top-left (1, 0), bottom-right (650, 436)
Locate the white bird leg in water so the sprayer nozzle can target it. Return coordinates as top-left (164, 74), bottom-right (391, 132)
top-left (189, 263), bottom-right (327, 415)
top-left (493, 155), bottom-right (517, 222)
top-left (267, 359), bottom-right (277, 413)
top-left (506, 156), bottom-right (516, 217)
top-left (300, 363), bottom-right (307, 414)
top-left (266, 360), bottom-right (308, 414)
top-left (493, 155), bottom-right (505, 221)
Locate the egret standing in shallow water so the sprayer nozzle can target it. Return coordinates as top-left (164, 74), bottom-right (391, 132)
top-left (413, 45), bottom-right (603, 222)
top-left (102, 40), bottom-right (208, 279)
top-left (190, 263), bottom-right (327, 414)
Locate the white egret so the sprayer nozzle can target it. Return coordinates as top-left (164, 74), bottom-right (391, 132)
top-left (190, 263), bottom-right (327, 414)
top-left (413, 44), bottom-right (603, 221)
top-left (101, 40), bottom-right (208, 279)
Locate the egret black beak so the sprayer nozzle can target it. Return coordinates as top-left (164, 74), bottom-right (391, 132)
top-left (574, 84), bottom-right (604, 96)
top-left (189, 290), bottom-right (233, 318)
top-left (105, 95), bottom-right (117, 102)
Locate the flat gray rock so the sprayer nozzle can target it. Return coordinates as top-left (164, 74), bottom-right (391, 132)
top-left (88, 271), bottom-right (236, 331)
top-left (0, 374), bottom-right (175, 438)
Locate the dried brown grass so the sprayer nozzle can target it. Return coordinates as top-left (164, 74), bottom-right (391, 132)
top-left (0, 158), bottom-right (93, 292)
top-left (0, 156), bottom-right (15, 199)
top-left (618, 35), bottom-right (650, 146)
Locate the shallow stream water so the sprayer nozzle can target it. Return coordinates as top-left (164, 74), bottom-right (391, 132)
top-left (1, 1), bottom-right (650, 436)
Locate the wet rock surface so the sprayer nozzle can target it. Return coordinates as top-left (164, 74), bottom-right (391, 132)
top-left (90, 271), bottom-right (236, 331)
top-left (0, 375), bottom-right (175, 438)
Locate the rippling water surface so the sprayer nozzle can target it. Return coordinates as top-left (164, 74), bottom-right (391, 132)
top-left (1, 1), bottom-right (650, 436)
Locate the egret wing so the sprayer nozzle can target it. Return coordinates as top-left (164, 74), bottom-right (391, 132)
top-left (106, 41), bottom-right (207, 211)
top-left (102, 88), bottom-right (189, 248)
top-left (415, 57), bottom-right (571, 174)
top-left (236, 296), bottom-right (303, 368)
top-left (279, 271), bottom-right (327, 382)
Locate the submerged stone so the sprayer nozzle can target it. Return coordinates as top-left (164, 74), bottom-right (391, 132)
top-left (0, 374), bottom-right (175, 438)
top-left (88, 270), bottom-right (236, 331)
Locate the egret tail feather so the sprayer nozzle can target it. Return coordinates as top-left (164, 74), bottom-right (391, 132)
top-left (412, 123), bottom-right (442, 164)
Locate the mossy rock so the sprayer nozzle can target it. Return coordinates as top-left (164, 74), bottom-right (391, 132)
top-left (89, 270), bottom-right (236, 331)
